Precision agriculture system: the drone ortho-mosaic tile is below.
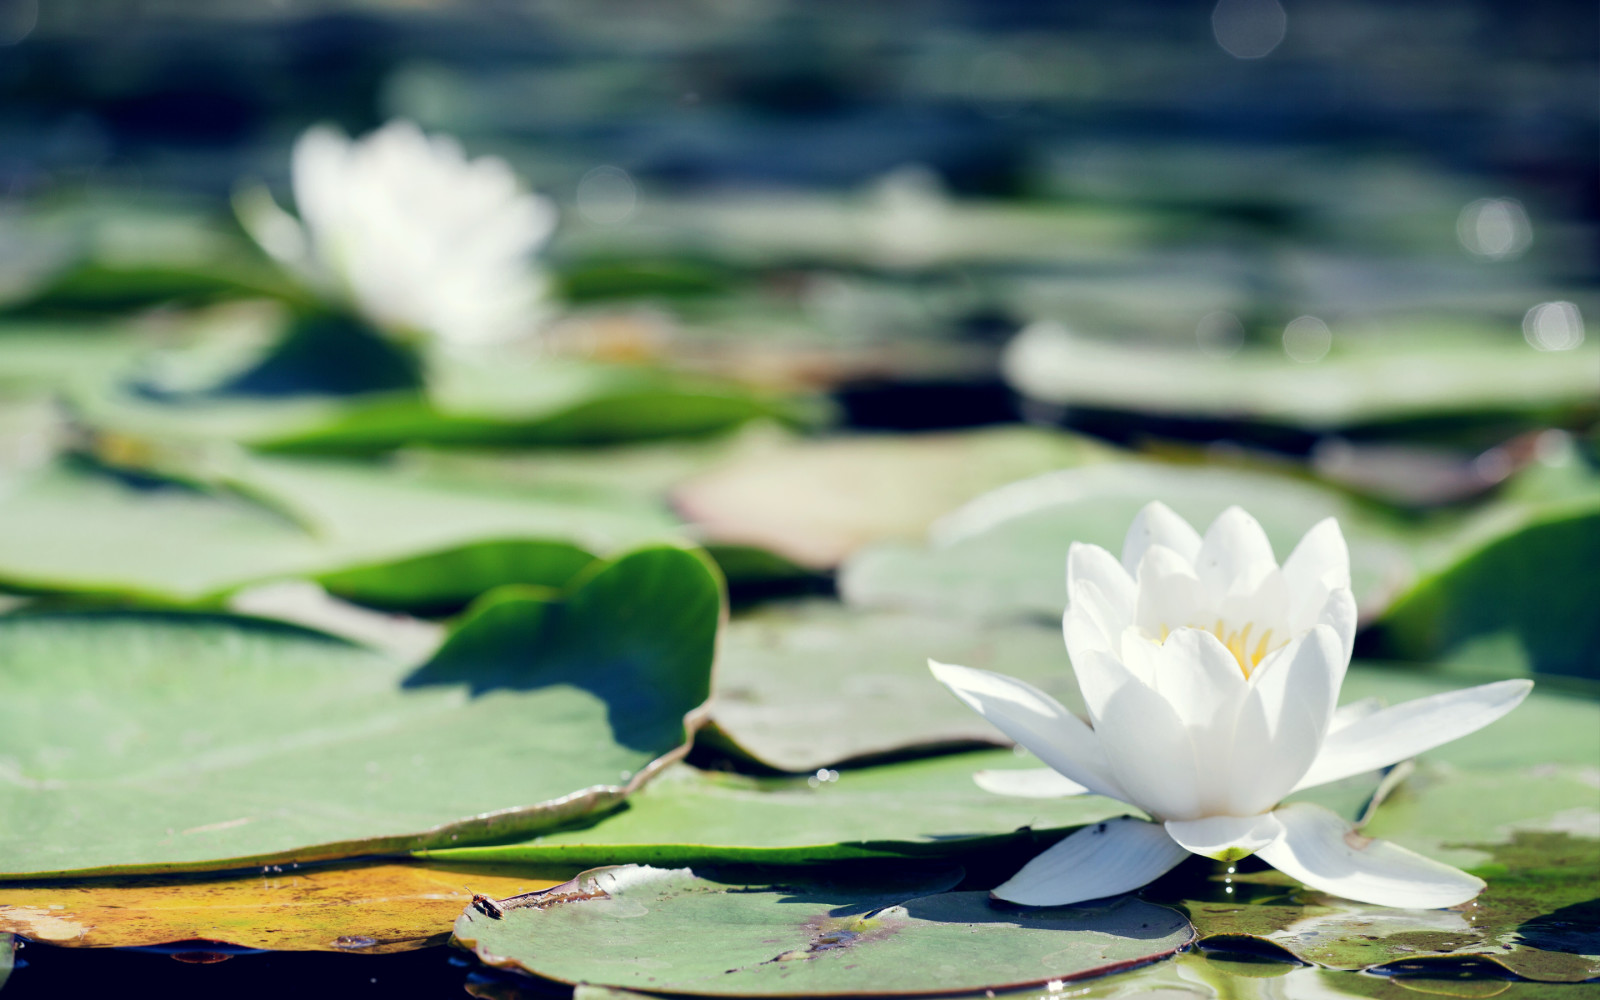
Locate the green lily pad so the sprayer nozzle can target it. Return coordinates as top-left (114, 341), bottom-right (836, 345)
top-left (77, 348), bottom-right (809, 453)
top-left (0, 451), bottom-right (675, 605)
top-left (674, 428), bottom-right (1109, 568)
top-left (704, 600), bottom-right (1084, 772)
top-left (1366, 498), bottom-right (1600, 680)
top-left (419, 750), bottom-right (1130, 868)
top-left (841, 460), bottom-right (1415, 623)
top-left (0, 545), bottom-right (721, 878)
top-left (1003, 322), bottom-right (1600, 431)
top-left (454, 864), bottom-right (1195, 996)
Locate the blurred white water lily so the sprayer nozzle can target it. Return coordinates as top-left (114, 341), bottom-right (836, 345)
top-left (931, 502), bottom-right (1531, 909)
top-left (236, 120), bottom-right (557, 348)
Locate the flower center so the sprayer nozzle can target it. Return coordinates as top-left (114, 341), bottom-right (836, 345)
top-left (1159, 620), bottom-right (1280, 677)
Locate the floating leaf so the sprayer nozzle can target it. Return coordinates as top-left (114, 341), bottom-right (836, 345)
top-left (0, 451), bottom-right (674, 605)
top-left (841, 460), bottom-right (1415, 622)
top-left (1366, 498), bottom-right (1600, 680)
top-left (705, 600), bottom-right (1082, 771)
top-left (0, 545), bottom-right (720, 878)
top-left (420, 751), bottom-right (1129, 868)
top-left (674, 428), bottom-right (1108, 568)
top-left (454, 865), bottom-right (1195, 996)
top-left (0, 863), bottom-right (570, 953)
top-left (1003, 322), bottom-right (1600, 431)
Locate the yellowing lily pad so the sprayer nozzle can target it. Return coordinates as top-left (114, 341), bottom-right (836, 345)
top-left (0, 545), bottom-right (720, 878)
top-left (0, 863), bottom-right (571, 953)
top-left (454, 865), bottom-right (1195, 996)
top-left (674, 428), bottom-right (1108, 568)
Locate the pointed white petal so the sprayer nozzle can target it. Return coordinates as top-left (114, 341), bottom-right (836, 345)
top-left (1293, 679), bottom-right (1534, 791)
top-left (974, 768), bottom-right (1090, 798)
top-left (1165, 813), bottom-right (1284, 862)
top-left (993, 817), bottom-right (1189, 906)
top-left (1093, 669), bottom-right (1204, 820)
top-left (1258, 803), bottom-right (1484, 908)
top-left (1196, 506), bottom-right (1278, 595)
top-left (1067, 542), bottom-right (1135, 619)
top-left (1227, 626), bottom-right (1344, 815)
top-left (1329, 696), bottom-right (1383, 734)
top-left (1121, 501), bottom-right (1202, 576)
top-left (1313, 584), bottom-right (1359, 664)
top-left (1282, 517), bottom-right (1351, 593)
top-left (928, 660), bottom-right (1127, 801)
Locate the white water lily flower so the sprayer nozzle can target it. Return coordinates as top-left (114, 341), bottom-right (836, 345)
top-left (237, 120), bottom-right (557, 348)
top-left (931, 502), bottom-right (1532, 909)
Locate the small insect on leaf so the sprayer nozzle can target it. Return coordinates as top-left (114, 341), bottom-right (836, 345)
top-left (470, 893), bottom-right (505, 919)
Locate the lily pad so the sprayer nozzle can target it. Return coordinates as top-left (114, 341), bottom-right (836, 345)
top-left (0, 545), bottom-right (720, 878)
top-left (674, 428), bottom-right (1108, 568)
top-left (840, 460), bottom-right (1415, 622)
top-left (419, 751), bottom-right (1130, 868)
top-left (704, 600), bottom-right (1084, 771)
top-left (77, 350), bottom-right (808, 453)
top-left (1366, 498), bottom-right (1600, 680)
top-left (0, 863), bottom-right (571, 953)
top-left (0, 451), bottom-right (674, 605)
top-left (453, 864), bottom-right (1195, 996)
top-left (1002, 322), bottom-right (1600, 432)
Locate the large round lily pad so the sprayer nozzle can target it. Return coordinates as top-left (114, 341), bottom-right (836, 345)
top-left (454, 865), bottom-right (1195, 996)
top-left (0, 545), bottom-right (721, 878)
top-left (840, 460), bottom-right (1416, 622)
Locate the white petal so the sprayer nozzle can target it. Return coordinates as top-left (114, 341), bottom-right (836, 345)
top-left (1132, 546), bottom-right (1211, 637)
top-left (1258, 803), bottom-right (1484, 908)
top-left (1065, 644), bottom-right (1131, 725)
top-left (1227, 626), bottom-right (1344, 815)
top-left (1329, 697), bottom-right (1383, 734)
top-left (1067, 542), bottom-right (1135, 618)
top-left (1065, 543), bottom-right (1135, 652)
top-left (1282, 517), bottom-right (1351, 594)
top-left (1293, 679), bottom-right (1533, 791)
top-left (993, 817), bottom-right (1189, 906)
top-left (1123, 627), bottom-right (1247, 730)
top-left (974, 768), bottom-right (1090, 798)
top-left (928, 660), bottom-right (1127, 801)
top-left (1093, 668), bottom-right (1204, 820)
top-left (1313, 584), bottom-right (1359, 665)
top-left (1196, 506), bottom-right (1279, 595)
top-left (1121, 501), bottom-right (1202, 576)
top-left (1165, 813), bottom-right (1284, 862)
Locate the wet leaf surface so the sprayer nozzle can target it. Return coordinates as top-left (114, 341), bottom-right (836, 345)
top-left (0, 546), bottom-right (720, 877)
top-left (0, 863), bottom-right (570, 953)
top-left (1150, 762), bottom-right (1600, 983)
top-left (453, 864), bottom-right (1195, 996)
top-left (840, 459), bottom-right (1417, 622)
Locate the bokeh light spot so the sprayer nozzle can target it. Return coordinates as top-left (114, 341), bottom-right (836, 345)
top-left (1212, 0), bottom-right (1287, 59)
top-left (1522, 301), bottom-right (1584, 352)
